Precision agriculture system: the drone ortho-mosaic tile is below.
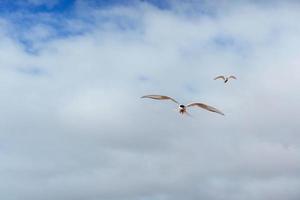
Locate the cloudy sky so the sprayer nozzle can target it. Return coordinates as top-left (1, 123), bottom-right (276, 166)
top-left (1, 0), bottom-right (300, 199)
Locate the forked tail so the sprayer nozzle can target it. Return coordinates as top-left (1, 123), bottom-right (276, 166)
top-left (184, 111), bottom-right (193, 118)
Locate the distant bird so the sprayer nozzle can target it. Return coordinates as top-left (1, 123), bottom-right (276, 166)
top-left (214, 75), bottom-right (237, 83)
top-left (141, 95), bottom-right (224, 116)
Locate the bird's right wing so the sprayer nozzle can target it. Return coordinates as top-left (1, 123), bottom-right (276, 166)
top-left (141, 95), bottom-right (179, 104)
top-left (228, 75), bottom-right (237, 80)
top-left (187, 103), bottom-right (224, 115)
top-left (214, 76), bottom-right (225, 80)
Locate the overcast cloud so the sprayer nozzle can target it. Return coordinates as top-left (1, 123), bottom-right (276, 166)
top-left (0, 0), bottom-right (300, 200)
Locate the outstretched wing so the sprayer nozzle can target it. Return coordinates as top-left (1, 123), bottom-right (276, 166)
top-left (187, 103), bottom-right (224, 115)
top-left (214, 76), bottom-right (225, 80)
top-left (141, 95), bottom-right (179, 104)
top-left (228, 75), bottom-right (237, 80)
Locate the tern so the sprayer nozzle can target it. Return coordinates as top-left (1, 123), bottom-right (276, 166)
top-left (214, 75), bottom-right (237, 83)
top-left (141, 95), bottom-right (224, 116)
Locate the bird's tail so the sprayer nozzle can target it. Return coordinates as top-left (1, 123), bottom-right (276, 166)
top-left (185, 111), bottom-right (193, 118)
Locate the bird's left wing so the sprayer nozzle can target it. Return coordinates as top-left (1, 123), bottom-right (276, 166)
top-left (141, 95), bottom-right (179, 104)
top-left (228, 75), bottom-right (237, 80)
top-left (214, 76), bottom-right (225, 80)
top-left (187, 103), bottom-right (224, 115)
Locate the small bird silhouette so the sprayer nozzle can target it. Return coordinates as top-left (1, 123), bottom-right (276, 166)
top-left (214, 75), bottom-right (237, 83)
top-left (141, 95), bottom-right (224, 116)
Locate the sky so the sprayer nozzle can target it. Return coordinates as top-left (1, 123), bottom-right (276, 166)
top-left (1, 0), bottom-right (300, 200)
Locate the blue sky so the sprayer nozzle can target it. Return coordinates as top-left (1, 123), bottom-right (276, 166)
top-left (1, 0), bottom-right (170, 53)
top-left (0, 0), bottom-right (74, 13)
top-left (1, 1), bottom-right (300, 200)
top-left (0, 0), bottom-right (170, 14)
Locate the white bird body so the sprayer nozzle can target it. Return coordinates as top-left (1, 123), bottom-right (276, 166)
top-left (141, 95), bottom-right (224, 116)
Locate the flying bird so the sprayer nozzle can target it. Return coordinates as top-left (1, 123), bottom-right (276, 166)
top-left (214, 75), bottom-right (237, 83)
top-left (141, 95), bottom-right (224, 116)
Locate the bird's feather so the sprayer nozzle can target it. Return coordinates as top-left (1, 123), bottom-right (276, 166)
top-left (214, 76), bottom-right (226, 80)
top-left (141, 95), bottom-right (179, 104)
top-left (187, 103), bottom-right (224, 115)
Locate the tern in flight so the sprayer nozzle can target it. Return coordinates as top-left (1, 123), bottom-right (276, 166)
top-left (214, 75), bottom-right (237, 83)
top-left (141, 95), bottom-right (224, 116)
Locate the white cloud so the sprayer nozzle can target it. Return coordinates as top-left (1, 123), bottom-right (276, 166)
top-left (1, 1), bottom-right (300, 200)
